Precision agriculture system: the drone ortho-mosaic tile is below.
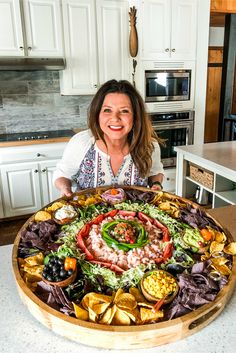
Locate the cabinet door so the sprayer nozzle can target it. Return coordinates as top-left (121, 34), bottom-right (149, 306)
top-left (60, 0), bottom-right (98, 95)
top-left (171, 0), bottom-right (197, 60)
top-left (23, 0), bottom-right (64, 57)
top-left (0, 0), bottom-right (24, 56)
top-left (96, 0), bottom-right (130, 83)
top-left (1, 162), bottom-right (41, 217)
top-left (142, 0), bottom-right (171, 59)
top-left (40, 160), bottom-right (61, 205)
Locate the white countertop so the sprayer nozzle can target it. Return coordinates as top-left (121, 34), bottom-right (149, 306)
top-left (175, 141), bottom-right (236, 175)
top-left (1, 244), bottom-right (236, 353)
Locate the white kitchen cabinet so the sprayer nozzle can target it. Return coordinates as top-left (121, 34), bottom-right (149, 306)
top-left (60, 0), bottom-right (130, 95)
top-left (0, 0), bottom-right (64, 57)
top-left (0, 143), bottom-right (65, 218)
top-left (175, 142), bottom-right (236, 208)
top-left (141, 0), bottom-right (197, 60)
top-left (163, 168), bottom-right (176, 193)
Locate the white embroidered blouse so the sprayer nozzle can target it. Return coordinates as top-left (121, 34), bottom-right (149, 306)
top-left (53, 129), bottom-right (164, 190)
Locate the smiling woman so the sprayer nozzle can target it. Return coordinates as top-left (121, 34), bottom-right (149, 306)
top-left (53, 79), bottom-right (164, 196)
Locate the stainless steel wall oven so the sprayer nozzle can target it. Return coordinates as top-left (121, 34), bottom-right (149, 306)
top-left (150, 111), bottom-right (194, 168)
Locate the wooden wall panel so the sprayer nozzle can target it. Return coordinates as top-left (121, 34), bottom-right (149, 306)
top-left (204, 47), bottom-right (223, 143)
top-left (211, 0), bottom-right (236, 13)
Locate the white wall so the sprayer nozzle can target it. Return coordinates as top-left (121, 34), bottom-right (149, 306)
top-left (209, 27), bottom-right (225, 46)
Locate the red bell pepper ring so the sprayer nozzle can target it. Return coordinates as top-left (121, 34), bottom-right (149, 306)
top-left (163, 242), bottom-right (173, 260)
top-left (138, 211), bottom-right (153, 224)
top-left (118, 210), bottom-right (136, 217)
top-left (76, 233), bottom-right (94, 260)
top-left (153, 219), bottom-right (170, 242)
top-left (76, 223), bottom-right (94, 260)
top-left (105, 209), bottom-right (118, 218)
top-left (79, 223), bottom-right (91, 237)
top-left (110, 264), bottom-right (125, 274)
top-left (90, 214), bottom-right (105, 225)
top-left (152, 297), bottom-right (165, 313)
top-left (90, 260), bottom-right (124, 274)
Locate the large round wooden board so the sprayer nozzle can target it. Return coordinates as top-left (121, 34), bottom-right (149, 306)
top-left (12, 186), bottom-right (236, 349)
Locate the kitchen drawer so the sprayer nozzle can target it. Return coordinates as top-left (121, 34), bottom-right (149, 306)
top-left (0, 142), bottom-right (66, 164)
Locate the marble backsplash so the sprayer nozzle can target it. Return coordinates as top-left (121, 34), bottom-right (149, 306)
top-left (0, 71), bottom-right (93, 135)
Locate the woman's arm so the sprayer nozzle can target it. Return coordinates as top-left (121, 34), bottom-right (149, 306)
top-left (54, 177), bottom-right (73, 197)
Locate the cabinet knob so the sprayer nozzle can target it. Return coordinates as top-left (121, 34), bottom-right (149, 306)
top-left (34, 169), bottom-right (39, 173)
top-left (165, 48), bottom-right (169, 52)
top-left (19, 46), bottom-right (24, 50)
top-left (171, 48), bottom-right (176, 52)
top-left (28, 46), bottom-right (32, 50)
top-left (41, 168), bottom-right (47, 173)
top-left (36, 153), bottom-right (41, 157)
top-left (94, 84), bottom-right (97, 88)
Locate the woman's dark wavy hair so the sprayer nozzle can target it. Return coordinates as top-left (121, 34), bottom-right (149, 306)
top-left (88, 79), bottom-right (163, 178)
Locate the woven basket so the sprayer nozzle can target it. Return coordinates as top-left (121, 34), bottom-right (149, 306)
top-left (189, 163), bottom-right (214, 190)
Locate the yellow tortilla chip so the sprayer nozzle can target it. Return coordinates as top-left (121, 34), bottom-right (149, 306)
top-left (24, 252), bottom-right (44, 266)
top-left (92, 302), bottom-right (110, 315)
top-left (88, 307), bottom-right (97, 322)
top-left (112, 308), bottom-right (131, 326)
top-left (215, 231), bottom-right (227, 243)
top-left (116, 293), bottom-right (137, 311)
top-left (72, 302), bottom-right (89, 321)
top-left (140, 307), bottom-right (164, 324)
top-left (129, 287), bottom-right (146, 302)
top-left (224, 242), bottom-right (236, 255)
top-left (99, 305), bottom-right (117, 325)
top-left (34, 210), bottom-right (52, 222)
top-left (46, 201), bottom-right (67, 212)
top-left (113, 288), bottom-right (125, 303)
top-left (210, 241), bottom-right (224, 255)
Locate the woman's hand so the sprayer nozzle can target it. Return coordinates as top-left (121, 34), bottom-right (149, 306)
top-left (151, 182), bottom-right (163, 191)
top-left (149, 173), bottom-right (164, 191)
top-left (54, 177), bottom-right (73, 197)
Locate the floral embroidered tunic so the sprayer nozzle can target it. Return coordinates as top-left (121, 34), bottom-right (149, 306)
top-left (53, 129), bottom-right (164, 190)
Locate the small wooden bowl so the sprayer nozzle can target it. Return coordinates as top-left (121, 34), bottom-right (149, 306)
top-left (53, 215), bottom-right (78, 225)
top-left (42, 268), bottom-right (77, 288)
top-left (140, 269), bottom-right (179, 304)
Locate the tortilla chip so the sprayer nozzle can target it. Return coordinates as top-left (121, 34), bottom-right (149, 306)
top-left (224, 242), bottom-right (236, 255)
top-left (73, 302), bottom-right (89, 321)
top-left (24, 252), bottom-right (44, 266)
top-left (93, 302), bottom-right (111, 315)
top-left (99, 305), bottom-right (117, 325)
top-left (88, 307), bottom-right (97, 322)
top-left (112, 308), bottom-right (131, 326)
top-left (210, 241), bottom-right (225, 255)
top-left (215, 231), bottom-right (227, 243)
top-left (129, 287), bottom-right (146, 302)
top-left (211, 262), bottom-right (231, 276)
top-left (46, 201), bottom-right (67, 212)
top-left (116, 293), bottom-right (137, 311)
top-left (113, 288), bottom-right (125, 303)
top-left (34, 210), bottom-right (52, 222)
top-left (140, 307), bottom-right (164, 324)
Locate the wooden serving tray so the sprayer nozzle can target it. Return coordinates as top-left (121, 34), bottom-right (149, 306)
top-left (12, 186), bottom-right (236, 349)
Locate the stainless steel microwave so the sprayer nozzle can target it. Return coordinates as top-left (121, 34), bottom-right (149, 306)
top-left (145, 70), bottom-right (191, 103)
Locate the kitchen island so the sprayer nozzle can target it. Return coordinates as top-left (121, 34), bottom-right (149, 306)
top-left (1, 204), bottom-right (236, 353)
top-left (175, 141), bottom-right (236, 208)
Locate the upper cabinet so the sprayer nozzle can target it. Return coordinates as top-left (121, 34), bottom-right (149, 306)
top-left (0, 0), bottom-right (64, 57)
top-left (60, 0), bottom-right (130, 95)
top-left (141, 0), bottom-right (197, 60)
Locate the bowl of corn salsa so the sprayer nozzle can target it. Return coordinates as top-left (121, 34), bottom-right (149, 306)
top-left (141, 269), bottom-right (179, 304)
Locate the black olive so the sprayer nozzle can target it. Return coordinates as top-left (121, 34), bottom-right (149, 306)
top-left (60, 270), bottom-right (67, 278)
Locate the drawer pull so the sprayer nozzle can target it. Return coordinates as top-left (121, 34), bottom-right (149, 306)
top-left (37, 153), bottom-right (41, 157)
top-left (42, 168), bottom-right (47, 173)
top-left (34, 169), bottom-right (39, 173)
